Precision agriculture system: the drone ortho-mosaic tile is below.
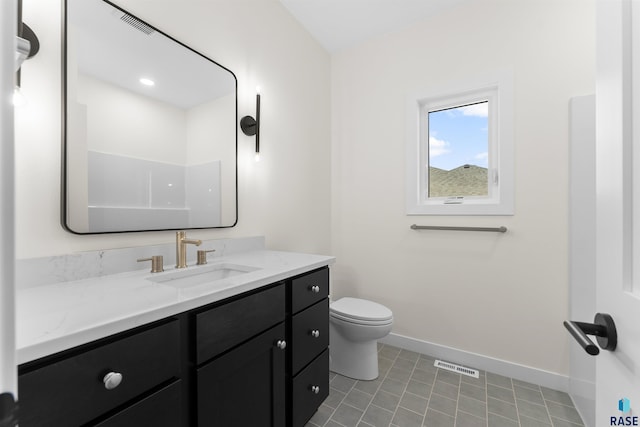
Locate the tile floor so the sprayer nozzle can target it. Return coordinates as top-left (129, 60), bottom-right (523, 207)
top-left (306, 344), bottom-right (584, 427)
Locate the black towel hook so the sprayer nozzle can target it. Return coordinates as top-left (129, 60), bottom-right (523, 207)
top-left (564, 313), bottom-right (617, 356)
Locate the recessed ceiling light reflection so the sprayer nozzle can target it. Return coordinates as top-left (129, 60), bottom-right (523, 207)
top-left (139, 77), bottom-right (155, 86)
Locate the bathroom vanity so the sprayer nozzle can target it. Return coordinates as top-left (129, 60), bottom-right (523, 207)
top-left (15, 242), bottom-right (333, 427)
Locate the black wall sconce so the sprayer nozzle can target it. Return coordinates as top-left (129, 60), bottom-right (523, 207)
top-left (240, 89), bottom-right (261, 161)
top-left (15, 0), bottom-right (40, 105)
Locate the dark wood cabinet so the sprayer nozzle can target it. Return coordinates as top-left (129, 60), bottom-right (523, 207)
top-left (93, 381), bottom-right (182, 427)
top-left (197, 323), bottom-right (286, 427)
top-left (292, 350), bottom-right (329, 427)
top-left (290, 267), bottom-right (329, 314)
top-left (291, 299), bottom-right (329, 374)
top-left (287, 267), bottom-right (330, 427)
top-left (17, 268), bottom-right (330, 427)
top-left (18, 320), bottom-right (181, 427)
top-left (195, 283), bottom-right (286, 427)
top-left (195, 283), bottom-right (285, 364)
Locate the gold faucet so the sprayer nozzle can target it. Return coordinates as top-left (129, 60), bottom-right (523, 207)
top-left (176, 231), bottom-right (202, 268)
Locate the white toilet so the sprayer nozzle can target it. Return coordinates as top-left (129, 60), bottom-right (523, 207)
top-left (329, 297), bottom-right (393, 380)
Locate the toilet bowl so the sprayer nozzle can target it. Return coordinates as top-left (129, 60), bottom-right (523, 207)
top-left (329, 297), bottom-right (393, 380)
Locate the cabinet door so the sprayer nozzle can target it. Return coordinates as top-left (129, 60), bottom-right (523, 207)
top-left (197, 323), bottom-right (286, 427)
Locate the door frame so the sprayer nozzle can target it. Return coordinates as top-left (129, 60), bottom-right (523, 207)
top-left (569, 95), bottom-right (596, 427)
top-left (0, 0), bottom-right (17, 397)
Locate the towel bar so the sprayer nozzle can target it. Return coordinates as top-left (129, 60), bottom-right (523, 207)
top-left (410, 224), bottom-right (507, 233)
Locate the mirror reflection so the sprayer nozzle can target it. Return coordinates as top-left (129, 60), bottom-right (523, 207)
top-left (64, 0), bottom-right (238, 233)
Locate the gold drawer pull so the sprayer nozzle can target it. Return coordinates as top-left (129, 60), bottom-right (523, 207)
top-left (310, 329), bottom-right (320, 338)
top-left (103, 372), bottom-right (123, 390)
top-left (310, 285), bottom-right (320, 293)
top-left (310, 385), bottom-right (320, 394)
top-left (276, 340), bottom-right (287, 350)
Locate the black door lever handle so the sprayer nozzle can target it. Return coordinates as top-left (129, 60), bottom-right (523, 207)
top-left (0, 392), bottom-right (18, 427)
top-left (563, 313), bottom-right (617, 356)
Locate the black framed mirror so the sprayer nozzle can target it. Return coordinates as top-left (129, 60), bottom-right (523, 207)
top-left (62, 0), bottom-right (238, 234)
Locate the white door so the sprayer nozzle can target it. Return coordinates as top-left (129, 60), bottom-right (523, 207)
top-left (595, 0), bottom-right (640, 424)
top-left (0, 1), bottom-right (17, 426)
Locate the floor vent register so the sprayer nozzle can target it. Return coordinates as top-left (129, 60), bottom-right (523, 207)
top-left (434, 360), bottom-right (479, 378)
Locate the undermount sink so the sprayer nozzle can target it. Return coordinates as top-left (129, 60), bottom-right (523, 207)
top-left (147, 263), bottom-right (259, 288)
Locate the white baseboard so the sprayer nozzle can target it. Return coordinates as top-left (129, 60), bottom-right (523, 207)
top-left (379, 333), bottom-right (570, 392)
top-left (569, 377), bottom-right (595, 427)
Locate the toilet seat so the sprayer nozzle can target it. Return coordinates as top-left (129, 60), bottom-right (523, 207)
top-left (330, 297), bottom-right (393, 324)
top-left (330, 312), bottom-right (393, 326)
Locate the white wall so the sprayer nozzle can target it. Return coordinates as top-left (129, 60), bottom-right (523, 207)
top-left (186, 94), bottom-right (236, 224)
top-left (15, 0), bottom-right (331, 258)
top-left (78, 74), bottom-right (187, 163)
top-left (186, 93), bottom-right (235, 166)
top-left (331, 0), bottom-right (595, 376)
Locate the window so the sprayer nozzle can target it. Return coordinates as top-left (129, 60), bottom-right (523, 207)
top-left (406, 74), bottom-right (514, 215)
top-left (426, 101), bottom-right (490, 199)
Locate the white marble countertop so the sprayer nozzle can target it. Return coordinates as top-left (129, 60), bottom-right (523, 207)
top-left (16, 249), bottom-right (334, 365)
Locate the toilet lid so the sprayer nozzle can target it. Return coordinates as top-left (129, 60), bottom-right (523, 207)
top-left (330, 297), bottom-right (393, 322)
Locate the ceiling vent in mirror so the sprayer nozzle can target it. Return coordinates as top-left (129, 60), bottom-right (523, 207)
top-left (119, 13), bottom-right (155, 35)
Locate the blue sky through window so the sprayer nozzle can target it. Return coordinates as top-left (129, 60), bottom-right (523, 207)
top-left (428, 101), bottom-right (489, 171)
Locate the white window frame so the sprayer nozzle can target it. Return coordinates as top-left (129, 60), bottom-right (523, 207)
top-left (406, 72), bottom-right (514, 215)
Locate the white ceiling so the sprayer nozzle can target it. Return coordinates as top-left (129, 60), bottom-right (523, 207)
top-left (278, 0), bottom-right (471, 53)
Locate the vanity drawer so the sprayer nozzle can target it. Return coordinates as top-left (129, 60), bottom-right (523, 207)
top-left (292, 350), bottom-right (330, 427)
top-left (290, 267), bottom-right (329, 314)
top-left (291, 299), bottom-right (329, 375)
top-left (196, 283), bottom-right (285, 364)
top-left (18, 320), bottom-right (180, 427)
top-left (94, 380), bottom-right (182, 427)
